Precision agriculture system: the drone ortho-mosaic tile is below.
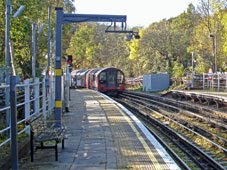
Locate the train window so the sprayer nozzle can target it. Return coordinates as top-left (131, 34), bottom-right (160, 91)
top-left (99, 72), bottom-right (107, 83)
top-left (108, 71), bottom-right (116, 85)
top-left (117, 71), bottom-right (124, 83)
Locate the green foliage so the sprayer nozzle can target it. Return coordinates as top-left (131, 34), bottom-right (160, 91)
top-left (67, 23), bottom-right (131, 74)
top-left (0, 0), bottom-right (75, 78)
top-left (67, 24), bottom-right (99, 68)
top-left (172, 60), bottom-right (185, 78)
top-left (0, 0), bottom-right (226, 80)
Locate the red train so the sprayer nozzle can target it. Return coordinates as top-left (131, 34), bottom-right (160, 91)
top-left (72, 67), bottom-right (125, 95)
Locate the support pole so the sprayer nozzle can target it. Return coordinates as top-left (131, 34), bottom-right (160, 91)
top-left (53, 7), bottom-right (128, 124)
top-left (5, 0), bottom-right (11, 129)
top-left (203, 73), bottom-right (205, 89)
top-left (34, 78), bottom-right (40, 115)
top-left (214, 34), bottom-right (217, 73)
top-left (47, 6), bottom-right (51, 83)
top-left (191, 52), bottom-right (194, 88)
top-left (42, 77), bottom-right (47, 118)
top-left (24, 79), bottom-right (30, 134)
top-left (10, 76), bottom-right (18, 170)
top-left (65, 65), bottom-right (70, 112)
top-left (217, 73), bottom-right (220, 91)
top-left (32, 23), bottom-right (37, 81)
top-left (55, 8), bottom-right (63, 125)
top-left (226, 73), bottom-right (227, 90)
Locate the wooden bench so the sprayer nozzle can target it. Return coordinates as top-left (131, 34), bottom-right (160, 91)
top-left (26, 114), bottom-right (66, 162)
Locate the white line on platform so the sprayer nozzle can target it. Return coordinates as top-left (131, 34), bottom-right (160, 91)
top-left (97, 92), bottom-right (181, 170)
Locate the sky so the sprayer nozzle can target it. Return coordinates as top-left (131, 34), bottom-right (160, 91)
top-left (74, 0), bottom-right (198, 28)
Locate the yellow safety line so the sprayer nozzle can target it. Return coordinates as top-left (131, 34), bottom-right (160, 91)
top-left (117, 107), bottom-right (164, 170)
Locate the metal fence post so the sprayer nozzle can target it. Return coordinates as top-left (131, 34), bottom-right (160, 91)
top-left (211, 75), bottom-right (214, 89)
top-left (48, 77), bottom-right (52, 115)
top-left (42, 77), bottom-right (46, 118)
top-left (64, 66), bottom-right (70, 112)
top-left (34, 78), bottom-right (40, 115)
top-left (24, 79), bottom-right (30, 133)
top-left (10, 76), bottom-right (18, 170)
top-left (48, 76), bottom-right (53, 115)
top-left (52, 77), bottom-right (55, 110)
top-left (217, 73), bottom-right (220, 91)
top-left (203, 73), bottom-right (205, 89)
top-left (226, 73), bottom-right (227, 90)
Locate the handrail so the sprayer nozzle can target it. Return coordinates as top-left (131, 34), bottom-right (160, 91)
top-left (0, 77), bottom-right (55, 148)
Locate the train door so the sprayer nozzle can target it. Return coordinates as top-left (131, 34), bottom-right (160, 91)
top-left (99, 72), bottom-right (107, 88)
top-left (107, 69), bottom-right (117, 87)
top-left (117, 70), bottom-right (124, 86)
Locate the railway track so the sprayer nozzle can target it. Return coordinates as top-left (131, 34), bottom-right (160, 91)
top-left (122, 91), bottom-right (227, 142)
top-left (114, 91), bottom-right (227, 170)
top-left (125, 91), bottom-right (227, 128)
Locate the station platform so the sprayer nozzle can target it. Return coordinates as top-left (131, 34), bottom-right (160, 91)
top-left (19, 89), bottom-right (179, 170)
top-left (173, 90), bottom-right (227, 99)
top-left (170, 90), bottom-right (227, 109)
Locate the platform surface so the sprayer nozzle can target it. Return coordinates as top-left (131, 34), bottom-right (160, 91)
top-left (19, 89), bottom-right (179, 170)
top-left (174, 90), bottom-right (227, 101)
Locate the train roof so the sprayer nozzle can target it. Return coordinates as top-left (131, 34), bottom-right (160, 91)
top-left (95, 67), bottom-right (123, 76)
top-left (71, 70), bottom-right (81, 76)
top-left (80, 69), bottom-right (90, 76)
top-left (89, 68), bottom-right (101, 75)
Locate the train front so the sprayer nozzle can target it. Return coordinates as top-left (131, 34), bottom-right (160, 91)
top-left (96, 68), bottom-right (125, 96)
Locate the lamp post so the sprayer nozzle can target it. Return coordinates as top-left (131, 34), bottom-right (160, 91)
top-left (191, 52), bottom-right (195, 88)
top-left (5, 1), bottom-right (25, 169)
top-left (32, 23), bottom-right (45, 80)
top-left (5, 1), bottom-right (25, 127)
top-left (47, 6), bottom-right (51, 81)
top-left (5, 0), bottom-right (11, 131)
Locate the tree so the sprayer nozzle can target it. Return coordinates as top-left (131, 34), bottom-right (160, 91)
top-left (0, 0), bottom-right (75, 78)
top-left (67, 23), bottom-right (130, 75)
top-left (195, 0), bottom-right (226, 72)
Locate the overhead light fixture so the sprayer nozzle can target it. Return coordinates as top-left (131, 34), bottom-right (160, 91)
top-left (134, 34), bottom-right (140, 39)
top-left (13, 5), bottom-right (25, 18)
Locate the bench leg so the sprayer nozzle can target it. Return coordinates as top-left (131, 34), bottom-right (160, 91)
top-left (62, 139), bottom-right (65, 149)
top-left (41, 142), bottom-right (44, 148)
top-left (30, 131), bottom-right (34, 162)
top-left (55, 143), bottom-right (58, 161)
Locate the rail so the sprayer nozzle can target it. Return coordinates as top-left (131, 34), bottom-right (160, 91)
top-left (118, 92), bottom-right (226, 169)
top-left (0, 76), bottom-right (55, 148)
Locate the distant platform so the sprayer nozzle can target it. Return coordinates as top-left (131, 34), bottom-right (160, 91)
top-left (20, 89), bottom-right (179, 170)
top-left (178, 90), bottom-right (227, 98)
top-left (170, 90), bottom-right (227, 108)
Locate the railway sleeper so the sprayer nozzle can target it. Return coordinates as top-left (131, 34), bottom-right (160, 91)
top-left (122, 97), bottom-right (226, 169)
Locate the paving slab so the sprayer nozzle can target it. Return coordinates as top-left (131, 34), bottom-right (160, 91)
top-left (19, 89), bottom-right (179, 170)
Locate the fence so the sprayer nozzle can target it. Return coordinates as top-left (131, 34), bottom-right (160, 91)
top-left (0, 76), bottom-right (55, 148)
top-left (192, 72), bottom-right (227, 91)
top-left (126, 76), bottom-right (143, 89)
